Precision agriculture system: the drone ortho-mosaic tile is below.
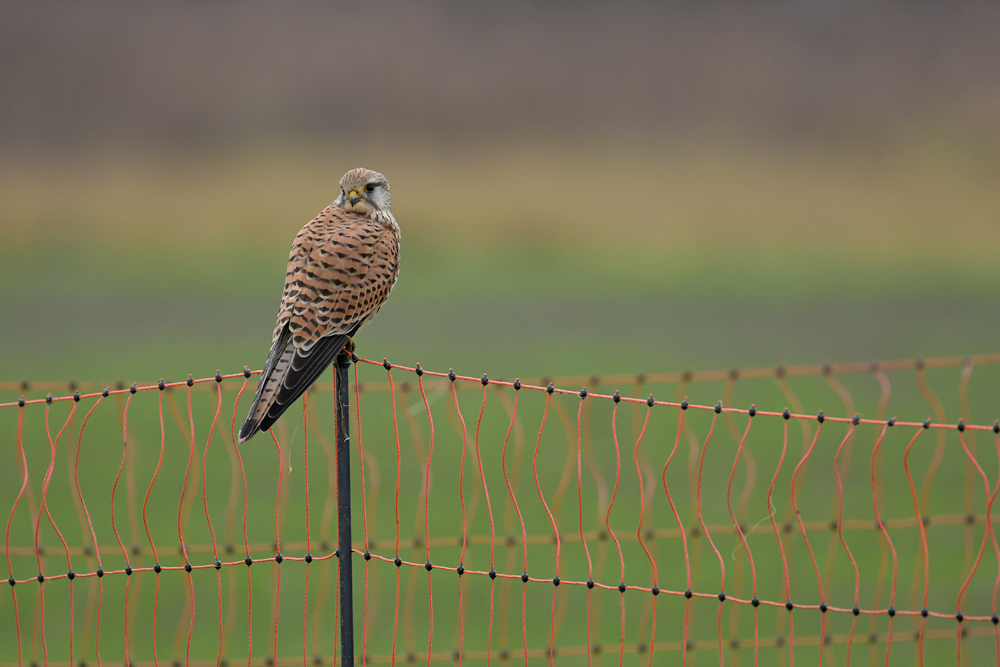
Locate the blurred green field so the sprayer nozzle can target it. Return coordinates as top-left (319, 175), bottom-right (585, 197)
top-left (2, 136), bottom-right (1000, 664)
top-left (1, 135), bottom-right (998, 382)
top-left (4, 2), bottom-right (1000, 662)
top-left (4, 357), bottom-right (1000, 665)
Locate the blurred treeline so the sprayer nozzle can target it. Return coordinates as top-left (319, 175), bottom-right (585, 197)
top-left (2, 1), bottom-right (999, 149)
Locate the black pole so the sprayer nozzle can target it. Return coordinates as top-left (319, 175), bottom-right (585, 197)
top-left (335, 352), bottom-right (354, 666)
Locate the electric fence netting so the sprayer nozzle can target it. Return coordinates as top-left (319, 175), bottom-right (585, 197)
top-left (4, 353), bottom-right (1000, 666)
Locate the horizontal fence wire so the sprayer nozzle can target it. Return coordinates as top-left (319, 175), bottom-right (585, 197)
top-left (6, 353), bottom-right (1000, 403)
top-left (3, 353), bottom-right (1000, 666)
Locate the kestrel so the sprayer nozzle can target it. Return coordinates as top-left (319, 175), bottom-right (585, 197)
top-left (237, 168), bottom-right (400, 444)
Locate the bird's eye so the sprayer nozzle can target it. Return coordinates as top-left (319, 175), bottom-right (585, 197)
top-left (364, 183), bottom-right (376, 193)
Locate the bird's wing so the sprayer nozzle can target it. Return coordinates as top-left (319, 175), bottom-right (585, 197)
top-left (238, 207), bottom-right (400, 443)
top-left (275, 208), bottom-right (400, 349)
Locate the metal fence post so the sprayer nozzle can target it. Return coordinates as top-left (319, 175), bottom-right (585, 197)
top-left (335, 352), bottom-right (354, 666)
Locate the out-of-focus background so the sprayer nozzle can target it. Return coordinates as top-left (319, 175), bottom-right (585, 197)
top-left (5, 4), bottom-right (1000, 666)
top-left (2, 0), bottom-right (999, 382)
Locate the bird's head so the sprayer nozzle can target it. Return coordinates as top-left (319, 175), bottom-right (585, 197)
top-left (334, 168), bottom-right (391, 214)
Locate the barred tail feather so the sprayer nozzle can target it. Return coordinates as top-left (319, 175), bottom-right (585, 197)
top-left (237, 325), bottom-right (349, 444)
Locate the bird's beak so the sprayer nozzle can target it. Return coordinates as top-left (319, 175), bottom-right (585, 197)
top-left (348, 190), bottom-right (361, 205)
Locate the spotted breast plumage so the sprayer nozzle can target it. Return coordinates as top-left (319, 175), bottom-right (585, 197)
top-left (238, 168), bottom-right (400, 444)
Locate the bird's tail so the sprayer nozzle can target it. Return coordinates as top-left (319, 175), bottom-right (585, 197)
top-left (238, 326), bottom-right (349, 444)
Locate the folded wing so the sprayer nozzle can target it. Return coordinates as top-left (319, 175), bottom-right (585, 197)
top-left (238, 207), bottom-right (399, 444)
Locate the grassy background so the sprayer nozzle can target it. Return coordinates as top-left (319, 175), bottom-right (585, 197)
top-left (3, 135), bottom-right (1000, 660)
top-left (2, 134), bottom-right (999, 384)
top-left (4, 361), bottom-right (1000, 665)
top-left (3, 1), bottom-right (1000, 663)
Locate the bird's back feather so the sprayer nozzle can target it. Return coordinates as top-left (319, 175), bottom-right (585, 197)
top-left (238, 201), bottom-right (399, 444)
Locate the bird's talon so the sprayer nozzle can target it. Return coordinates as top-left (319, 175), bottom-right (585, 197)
top-left (345, 338), bottom-right (356, 353)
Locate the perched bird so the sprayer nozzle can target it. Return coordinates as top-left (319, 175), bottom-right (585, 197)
top-left (237, 168), bottom-right (400, 444)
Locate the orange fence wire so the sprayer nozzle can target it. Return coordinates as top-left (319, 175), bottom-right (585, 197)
top-left (3, 353), bottom-right (1000, 666)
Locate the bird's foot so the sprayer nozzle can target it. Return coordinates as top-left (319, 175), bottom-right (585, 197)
top-left (345, 337), bottom-right (356, 354)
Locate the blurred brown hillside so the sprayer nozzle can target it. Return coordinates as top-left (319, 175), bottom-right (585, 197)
top-left (2, 1), bottom-right (999, 149)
